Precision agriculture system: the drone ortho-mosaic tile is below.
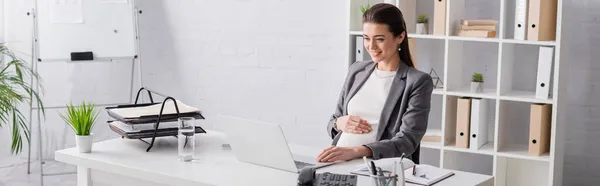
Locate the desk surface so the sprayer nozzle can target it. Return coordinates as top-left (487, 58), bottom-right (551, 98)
top-left (55, 130), bottom-right (493, 186)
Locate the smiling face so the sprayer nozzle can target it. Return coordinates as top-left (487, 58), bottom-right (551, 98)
top-left (362, 22), bottom-right (404, 63)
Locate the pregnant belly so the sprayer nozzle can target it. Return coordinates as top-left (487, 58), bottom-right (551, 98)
top-left (336, 125), bottom-right (378, 147)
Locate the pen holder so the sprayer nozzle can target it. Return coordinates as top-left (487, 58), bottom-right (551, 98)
top-left (369, 174), bottom-right (398, 186)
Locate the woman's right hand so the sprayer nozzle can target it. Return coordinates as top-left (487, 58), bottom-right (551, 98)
top-left (335, 115), bottom-right (372, 134)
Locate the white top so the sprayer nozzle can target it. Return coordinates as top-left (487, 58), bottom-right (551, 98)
top-left (336, 68), bottom-right (396, 147)
top-left (54, 130), bottom-right (494, 186)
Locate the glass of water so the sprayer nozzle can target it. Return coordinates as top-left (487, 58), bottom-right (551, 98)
top-left (178, 117), bottom-right (195, 162)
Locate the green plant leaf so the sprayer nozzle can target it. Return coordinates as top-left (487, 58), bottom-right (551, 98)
top-left (59, 101), bottom-right (98, 136)
top-left (1, 44), bottom-right (45, 154)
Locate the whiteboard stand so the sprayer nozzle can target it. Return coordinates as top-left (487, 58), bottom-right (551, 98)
top-left (25, 1), bottom-right (143, 185)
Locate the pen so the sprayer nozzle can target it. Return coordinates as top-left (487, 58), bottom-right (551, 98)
top-left (412, 165), bottom-right (417, 176)
top-left (370, 161), bottom-right (377, 175)
top-left (363, 156), bottom-right (374, 175)
top-left (393, 161), bottom-right (397, 177)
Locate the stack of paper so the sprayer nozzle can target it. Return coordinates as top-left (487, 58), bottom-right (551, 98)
top-left (109, 100), bottom-right (200, 119)
top-left (109, 120), bottom-right (179, 134)
top-left (457, 20), bottom-right (498, 38)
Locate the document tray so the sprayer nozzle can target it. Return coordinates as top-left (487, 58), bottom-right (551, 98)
top-left (106, 102), bottom-right (205, 125)
top-left (109, 123), bottom-right (206, 139)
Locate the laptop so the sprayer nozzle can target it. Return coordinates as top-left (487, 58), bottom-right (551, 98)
top-left (218, 115), bottom-right (335, 173)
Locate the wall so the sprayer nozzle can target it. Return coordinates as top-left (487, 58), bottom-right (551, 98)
top-left (0, 0), bottom-right (137, 167)
top-left (135, 0), bottom-right (349, 147)
top-left (137, 0), bottom-right (600, 185)
top-left (0, 0), bottom-right (4, 42)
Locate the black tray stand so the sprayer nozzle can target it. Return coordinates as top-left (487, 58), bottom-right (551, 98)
top-left (108, 87), bottom-right (206, 152)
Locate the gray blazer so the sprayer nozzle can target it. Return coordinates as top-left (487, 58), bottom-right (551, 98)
top-left (327, 60), bottom-right (434, 160)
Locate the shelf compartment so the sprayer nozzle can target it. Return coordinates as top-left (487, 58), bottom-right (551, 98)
top-left (499, 43), bottom-right (555, 103)
top-left (495, 156), bottom-right (550, 186)
top-left (497, 100), bottom-right (552, 162)
top-left (442, 97), bottom-right (496, 155)
top-left (446, 40), bottom-right (499, 97)
top-left (422, 95), bottom-right (443, 149)
top-left (448, 0), bottom-right (501, 39)
top-left (412, 39), bottom-right (445, 89)
top-left (442, 150), bottom-right (494, 176)
top-left (501, 0), bottom-right (559, 42)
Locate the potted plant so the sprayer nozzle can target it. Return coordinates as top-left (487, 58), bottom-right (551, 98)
top-left (360, 4), bottom-right (371, 15)
top-left (417, 14), bottom-right (429, 34)
top-left (471, 72), bottom-right (484, 93)
top-left (0, 43), bottom-right (45, 155)
top-left (59, 101), bottom-right (99, 153)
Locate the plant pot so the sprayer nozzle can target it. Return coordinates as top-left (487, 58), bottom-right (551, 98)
top-left (416, 23), bottom-right (428, 34)
top-left (471, 82), bottom-right (483, 93)
top-left (75, 133), bottom-right (93, 153)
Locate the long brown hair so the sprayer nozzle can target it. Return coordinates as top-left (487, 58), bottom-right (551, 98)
top-left (362, 3), bottom-right (414, 68)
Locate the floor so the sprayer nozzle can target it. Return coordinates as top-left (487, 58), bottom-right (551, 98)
top-left (0, 157), bottom-right (87, 186)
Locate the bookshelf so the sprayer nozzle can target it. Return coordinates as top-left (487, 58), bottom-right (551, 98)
top-left (345, 0), bottom-right (566, 186)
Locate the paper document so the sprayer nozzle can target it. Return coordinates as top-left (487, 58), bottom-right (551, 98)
top-left (404, 164), bottom-right (454, 186)
top-left (109, 121), bottom-right (180, 133)
top-left (50, 0), bottom-right (84, 24)
top-left (109, 100), bottom-right (200, 119)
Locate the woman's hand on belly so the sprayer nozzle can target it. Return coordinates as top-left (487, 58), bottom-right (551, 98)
top-left (336, 115), bottom-right (372, 134)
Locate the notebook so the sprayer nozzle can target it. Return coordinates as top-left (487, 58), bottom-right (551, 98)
top-left (350, 157), bottom-right (415, 176)
top-left (404, 164), bottom-right (454, 186)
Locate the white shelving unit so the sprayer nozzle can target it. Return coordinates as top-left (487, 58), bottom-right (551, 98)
top-left (345, 0), bottom-right (566, 186)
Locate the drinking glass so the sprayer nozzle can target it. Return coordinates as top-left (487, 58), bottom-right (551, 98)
top-left (178, 117), bottom-right (195, 162)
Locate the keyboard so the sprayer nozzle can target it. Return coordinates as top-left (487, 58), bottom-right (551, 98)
top-left (294, 160), bottom-right (315, 169)
top-left (314, 172), bottom-right (357, 186)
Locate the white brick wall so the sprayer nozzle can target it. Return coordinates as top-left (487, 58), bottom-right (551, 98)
top-left (136, 0), bottom-right (349, 147)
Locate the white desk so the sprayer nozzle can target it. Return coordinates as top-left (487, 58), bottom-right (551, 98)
top-left (55, 130), bottom-right (493, 186)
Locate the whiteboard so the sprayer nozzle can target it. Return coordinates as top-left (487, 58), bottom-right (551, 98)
top-left (36, 0), bottom-right (136, 61)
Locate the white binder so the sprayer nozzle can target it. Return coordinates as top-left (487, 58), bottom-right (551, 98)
top-left (535, 46), bottom-right (554, 99)
top-left (355, 36), bottom-right (367, 61)
top-left (469, 98), bottom-right (488, 150)
top-left (514, 0), bottom-right (528, 40)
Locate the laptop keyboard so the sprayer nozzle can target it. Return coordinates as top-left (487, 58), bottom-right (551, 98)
top-left (294, 160), bottom-right (315, 169)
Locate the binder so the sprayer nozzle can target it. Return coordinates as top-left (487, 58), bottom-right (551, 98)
top-left (455, 97), bottom-right (471, 148)
top-left (527, 0), bottom-right (558, 41)
top-left (528, 103), bottom-right (552, 156)
top-left (514, 0), bottom-right (528, 40)
top-left (398, 0), bottom-right (417, 34)
top-left (535, 46), bottom-right (554, 99)
top-left (433, 0), bottom-right (447, 35)
top-left (469, 98), bottom-right (488, 150)
top-left (355, 36), bottom-right (370, 61)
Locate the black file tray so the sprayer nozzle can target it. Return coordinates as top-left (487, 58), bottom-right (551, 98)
top-left (108, 122), bottom-right (206, 139)
top-left (105, 103), bottom-right (205, 125)
top-left (106, 87), bottom-right (206, 152)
